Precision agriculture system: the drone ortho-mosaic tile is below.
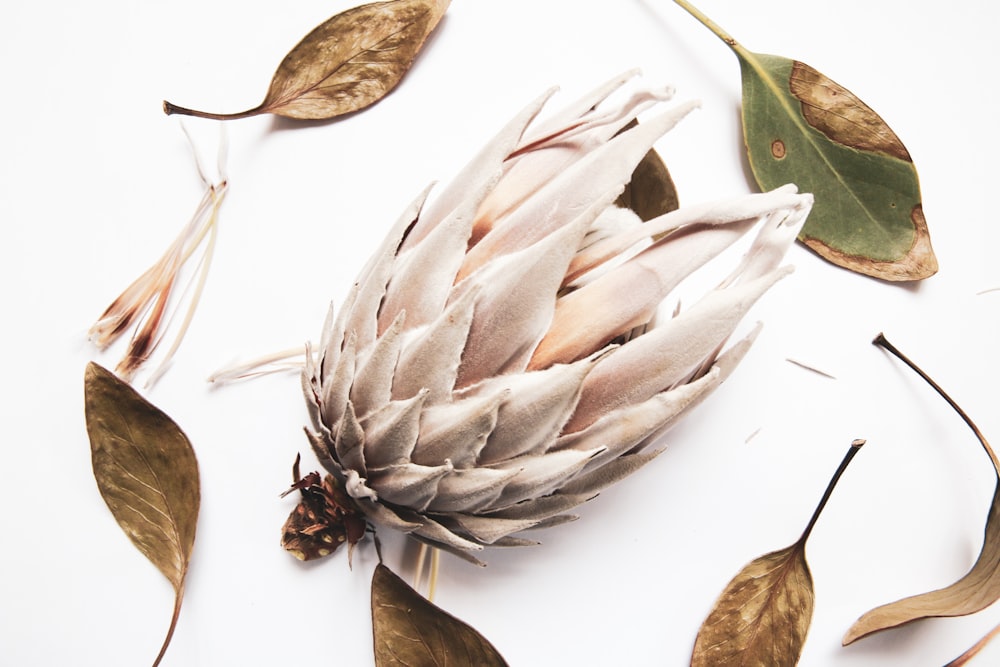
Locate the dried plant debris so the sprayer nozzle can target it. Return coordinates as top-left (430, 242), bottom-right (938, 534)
top-left (89, 131), bottom-right (227, 386)
top-left (280, 453), bottom-right (367, 565)
top-left (843, 334), bottom-right (1000, 645)
top-left (674, 0), bottom-right (937, 281)
top-left (371, 563), bottom-right (508, 666)
top-left (84, 363), bottom-right (200, 666)
top-left (164, 0), bottom-right (450, 121)
top-left (692, 439), bottom-right (865, 666)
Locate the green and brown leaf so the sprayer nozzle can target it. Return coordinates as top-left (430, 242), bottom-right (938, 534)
top-left (84, 362), bottom-right (200, 666)
top-left (674, 0), bottom-right (937, 282)
top-left (164, 0), bottom-right (450, 121)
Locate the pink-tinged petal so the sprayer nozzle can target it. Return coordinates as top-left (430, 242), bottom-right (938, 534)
top-left (345, 186), bottom-right (431, 351)
top-left (360, 390), bottom-right (427, 469)
top-left (717, 194), bottom-right (813, 287)
top-left (452, 207), bottom-right (593, 387)
top-left (472, 83), bottom-right (675, 241)
top-left (335, 401), bottom-right (367, 476)
top-left (566, 266), bottom-right (793, 433)
top-left (469, 353), bottom-right (604, 464)
top-left (403, 513), bottom-right (487, 557)
top-left (320, 330), bottom-right (356, 430)
top-left (352, 495), bottom-right (422, 531)
top-left (480, 492), bottom-right (593, 522)
top-left (555, 450), bottom-right (662, 497)
top-left (411, 391), bottom-right (503, 467)
top-left (351, 311), bottom-right (405, 419)
top-left (566, 185), bottom-right (806, 283)
top-left (392, 285), bottom-right (479, 403)
top-left (425, 467), bottom-right (522, 513)
top-left (367, 460), bottom-right (452, 511)
top-left (378, 193), bottom-right (479, 334)
top-left (486, 448), bottom-right (605, 510)
top-left (305, 428), bottom-right (336, 472)
top-left (458, 100), bottom-right (699, 281)
top-left (401, 89), bottom-right (557, 250)
top-left (518, 70), bottom-right (640, 144)
top-left (530, 218), bottom-right (756, 369)
top-left (554, 365), bottom-right (723, 464)
top-left (448, 515), bottom-right (543, 545)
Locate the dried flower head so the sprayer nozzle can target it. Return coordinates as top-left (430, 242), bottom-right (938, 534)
top-left (300, 72), bottom-right (812, 564)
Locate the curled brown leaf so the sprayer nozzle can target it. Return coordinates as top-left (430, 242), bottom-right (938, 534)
top-left (843, 334), bottom-right (1000, 645)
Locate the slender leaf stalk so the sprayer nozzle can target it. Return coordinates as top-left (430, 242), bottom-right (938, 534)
top-left (673, 0), bottom-right (738, 47)
top-left (873, 333), bottom-right (998, 470)
top-left (163, 100), bottom-right (262, 121)
top-left (799, 439), bottom-right (866, 545)
top-left (153, 588), bottom-right (185, 667)
top-left (946, 620), bottom-right (1000, 666)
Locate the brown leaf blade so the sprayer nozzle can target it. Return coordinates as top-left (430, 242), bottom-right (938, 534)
top-left (843, 335), bottom-right (1000, 645)
top-left (616, 120), bottom-right (679, 222)
top-left (84, 362), bottom-right (200, 665)
top-left (692, 544), bottom-right (813, 667)
top-left (164, 0), bottom-right (450, 121)
top-left (692, 440), bottom-right (864, 666)
top-left (371, 563), bottom-right (508, 666)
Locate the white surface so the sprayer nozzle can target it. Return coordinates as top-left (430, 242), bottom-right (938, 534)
top-left (2, 1), bottom-right (1000, 665)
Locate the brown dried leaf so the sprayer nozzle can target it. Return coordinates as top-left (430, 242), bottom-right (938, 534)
top-left (371, 563), bottom-right (508, 666)
top-left (692, 544), bottom-right (813, 667)
top-left (843, 335), bottom-right (1000, 645)
top-left (692, 440), bottom-right (864, 666)
top-left (164, 0), bottom-right (450, 121)
top-left (616, 120), bottom-right (679, 222)
top-left (84, 362), bottom-right (200, 666)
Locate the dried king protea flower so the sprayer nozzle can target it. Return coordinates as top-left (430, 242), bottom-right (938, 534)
top-left (296, 72), bottom-right (813, 565)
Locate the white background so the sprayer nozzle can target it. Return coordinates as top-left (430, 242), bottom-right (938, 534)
top-left (2, 0), bottom-right (999, 665)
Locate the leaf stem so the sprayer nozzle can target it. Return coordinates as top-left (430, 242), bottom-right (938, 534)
top-left (672, 0), bottom-right (739, 48)
top-left (153, 587), bottom-right (184, 667)
top-left (163, 100), bottom-right (261, 121)
top-left (799, 439), bottom-right (866, 545)
top-left (873, 333), bottom-right (998, 470)
top-left (945, 619), bottom-right (1000, 666)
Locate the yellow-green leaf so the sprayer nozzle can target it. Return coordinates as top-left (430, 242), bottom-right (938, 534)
top-left (674, 1), bottom-right (937, 281)
top-left (164, 0), bottom-right (450, 121)
top-left (692, 440), bottom-right (864, 666)
top-left (84, 362), bottom-right (200, 666)
top-left (843, 335), bottom-right (1000, 645)
top-left (371, 563), bottom-right (508, 666)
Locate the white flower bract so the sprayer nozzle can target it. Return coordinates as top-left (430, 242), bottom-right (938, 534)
top-left (302, 72), bottom-right (813, 564)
